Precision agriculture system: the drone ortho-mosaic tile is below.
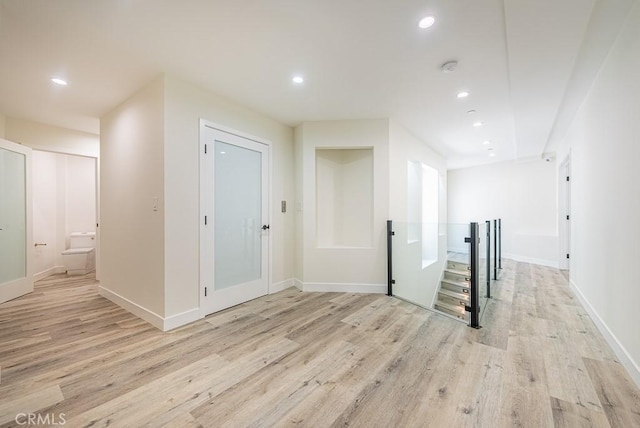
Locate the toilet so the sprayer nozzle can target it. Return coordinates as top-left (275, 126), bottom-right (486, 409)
top-left (62, 232), bottom-right (96, 275)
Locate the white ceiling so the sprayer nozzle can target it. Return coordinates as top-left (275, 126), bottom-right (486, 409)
top-left (0, 0), bottom-right (633, 168)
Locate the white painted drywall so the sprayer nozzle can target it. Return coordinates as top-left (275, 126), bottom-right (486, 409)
top-left (65, 155), bottom-right (96, 239)
top-left (448, 159), bottom-right (559, 267)
top-left (4, 117), bottom-right (99, 158)
top-left (296, 119), bottom-right (389, 288)
top-left (100, 77), bottom-right (166, 318)
top-left (32, 151), bottom-right (61, 275)
top-left (388, 120), bottom-right (447, 307)
top-left (163, 75), bottom-right (295, 319)
top-left (556, 2), bottom-right (640, 385)
top-left (316, 148), bottom-right (374, 248)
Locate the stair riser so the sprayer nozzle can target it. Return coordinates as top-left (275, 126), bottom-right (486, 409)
top-left (441, 282), bottom-right (470, 295)
top-left (447, 261), bottom-right (470, 271)
top-left (444, 272), bottom-right (471, 283)
top-left (434, 304), bottom-right (467, 321)
top-left (438, 293), bottom-right (468, 308)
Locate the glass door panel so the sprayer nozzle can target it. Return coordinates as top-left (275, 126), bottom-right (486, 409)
top-left (0, 147), bottom-right (26, 283)
top-left (0, 139), bottom-right (32, 304)
top-left (214, 140), bottom-right (262, 290)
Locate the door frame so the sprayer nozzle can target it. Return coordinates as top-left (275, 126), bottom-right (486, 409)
top-left (0, 138), bottom-right (33, 304)
top-left (31, 149), bottom-right (100, 281)
top-left (198, 119), bottom-right (272, 317)
top-left (559, 152), bottom-right (571, 271)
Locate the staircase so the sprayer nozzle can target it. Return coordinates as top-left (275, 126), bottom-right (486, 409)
top-left (434, 259), bottom-right (470, 321)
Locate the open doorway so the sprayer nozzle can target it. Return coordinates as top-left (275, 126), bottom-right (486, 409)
top-left (32, 150), bottom-right (98, 281)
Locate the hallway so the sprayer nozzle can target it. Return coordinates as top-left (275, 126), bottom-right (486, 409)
top-left (0, 261), bottom-right (638, 427)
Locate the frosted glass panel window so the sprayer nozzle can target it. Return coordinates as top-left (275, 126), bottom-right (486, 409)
top-left (407, 161), bottom-right (421, 242)
top-left (316, 148), bottom-right (373, 248)
top-left (214, 141), bottom-right (262, 290)
top-left (0, 147), bottom-right (27, 284)
top-left (421, 164), bottom-right (439, 266)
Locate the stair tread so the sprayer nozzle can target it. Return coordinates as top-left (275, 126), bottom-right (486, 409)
top-left (444, 268), bottom-right (470, 277)
top-left (441, 278), bottom-right (470, 289)
top-left (447, 260), bottom-right (470, 267)
top-left (438, 288), bottom-right (470, 301)
top-left (435, 301), bottom-right (467, 315)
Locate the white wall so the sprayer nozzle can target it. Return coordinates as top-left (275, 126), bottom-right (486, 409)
top-left (100, 77), bottom-right (166, 318)
top-left (4, 117), bottom-right (99, 158)
top-left (163, 75), bottom-right (295, 319)
top-left (316, 148), bottom-right (374, 248)
top-left (32, 151), bottom-right (62, 276)
top-left (295, 119), bottom-right (389, 291)
top-left (388, 120), bottom-right (447, 307)
top-left (65, 155), bottom-right (96, 237)
top-left (100, 74), bottom-right (295, 328)
top-left (557, 2), bottom-right (640, 386)
top-left (448, 159), bottom-right (559, 267)
top-left (31, 151), bottom-right (97, 278)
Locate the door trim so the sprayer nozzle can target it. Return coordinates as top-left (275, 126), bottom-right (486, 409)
top-left (198, 119), bottom-right (272, 318)
top-left (0, 138), bottom-right (33, 304)
top-left (559, 152), bottom-right (571, 271)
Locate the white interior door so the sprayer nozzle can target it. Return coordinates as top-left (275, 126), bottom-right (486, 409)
top-left (200, 123), bottom-right (269, 315)
top-left (0, 138), bottom-right (33, 304)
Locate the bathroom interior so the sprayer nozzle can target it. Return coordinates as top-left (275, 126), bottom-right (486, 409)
top-left (32, 150), bottom-right (97, 280)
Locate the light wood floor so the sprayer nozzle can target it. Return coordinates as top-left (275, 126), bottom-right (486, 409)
top-left (1, 260), bottom-right (639, 427)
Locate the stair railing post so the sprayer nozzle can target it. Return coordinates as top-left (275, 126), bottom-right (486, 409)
top-left (493, 219), bottom-right (498, 280)
top-left (467, 222), bottom-right (480, 328)
top-left (387, 220), bottom-right (394, 296)
top-left (498, 218), bottom-right (502, 269)
top-left (485, 220), bottom-right (491, 299)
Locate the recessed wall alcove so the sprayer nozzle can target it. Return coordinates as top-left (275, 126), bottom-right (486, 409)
top-left (315, 148), bottom-right (373, 248)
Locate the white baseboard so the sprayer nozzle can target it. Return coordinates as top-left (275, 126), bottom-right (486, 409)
top-left (163, 308), bottom-right (201, 331)
top-left (99, 286), bottom-right (202, 332)
top-left (297, 281), bottom-right (386, 294)
top-left (270, 278), bottom-right (296, 294)
top-left (34, 266), bottom-right (66, 281)
top-left (570, 279), bottom-right (640, 388)
top-left (99, 286), bottom-right (164, 331)
top-left (502, 253), bottom-right (559, 268)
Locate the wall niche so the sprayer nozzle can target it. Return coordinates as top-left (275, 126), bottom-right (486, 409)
top-left (316, 148), bottom-right (373, 248)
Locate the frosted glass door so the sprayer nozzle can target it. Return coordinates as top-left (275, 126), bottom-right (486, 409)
top-left (0, 147), bottom-right (26, 283)
top-left (0, 139), bottom-right (32, 304)
top-left (214, 141), bottom-right (262, 290)
top-left (200, 124), bottom-right (269, 315)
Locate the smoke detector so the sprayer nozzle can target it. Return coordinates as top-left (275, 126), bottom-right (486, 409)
top-left (441, 61), bottom-right (458, 73)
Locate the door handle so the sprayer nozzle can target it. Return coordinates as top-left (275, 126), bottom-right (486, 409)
top-left (262, 225), bottom-right (270, 230)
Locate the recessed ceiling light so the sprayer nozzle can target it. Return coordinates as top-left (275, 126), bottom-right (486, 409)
top-left (418, 16), bottom-right (435, 29)
top-left (292, 76), bottom-right (304, 84)
top-left (473, 121), bottom-right (483, 127)
top-left (483, 140), bottom-right (491, 145)
top-left (457, 91), bottom-right (469, 98)
top-left (489, 153), bottom-right (496, 157)
top-left (51, 77), bottom-right (68, 86)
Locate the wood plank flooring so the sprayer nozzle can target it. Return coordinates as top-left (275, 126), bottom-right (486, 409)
top-left (1, 260), bottom-right (639, 427)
